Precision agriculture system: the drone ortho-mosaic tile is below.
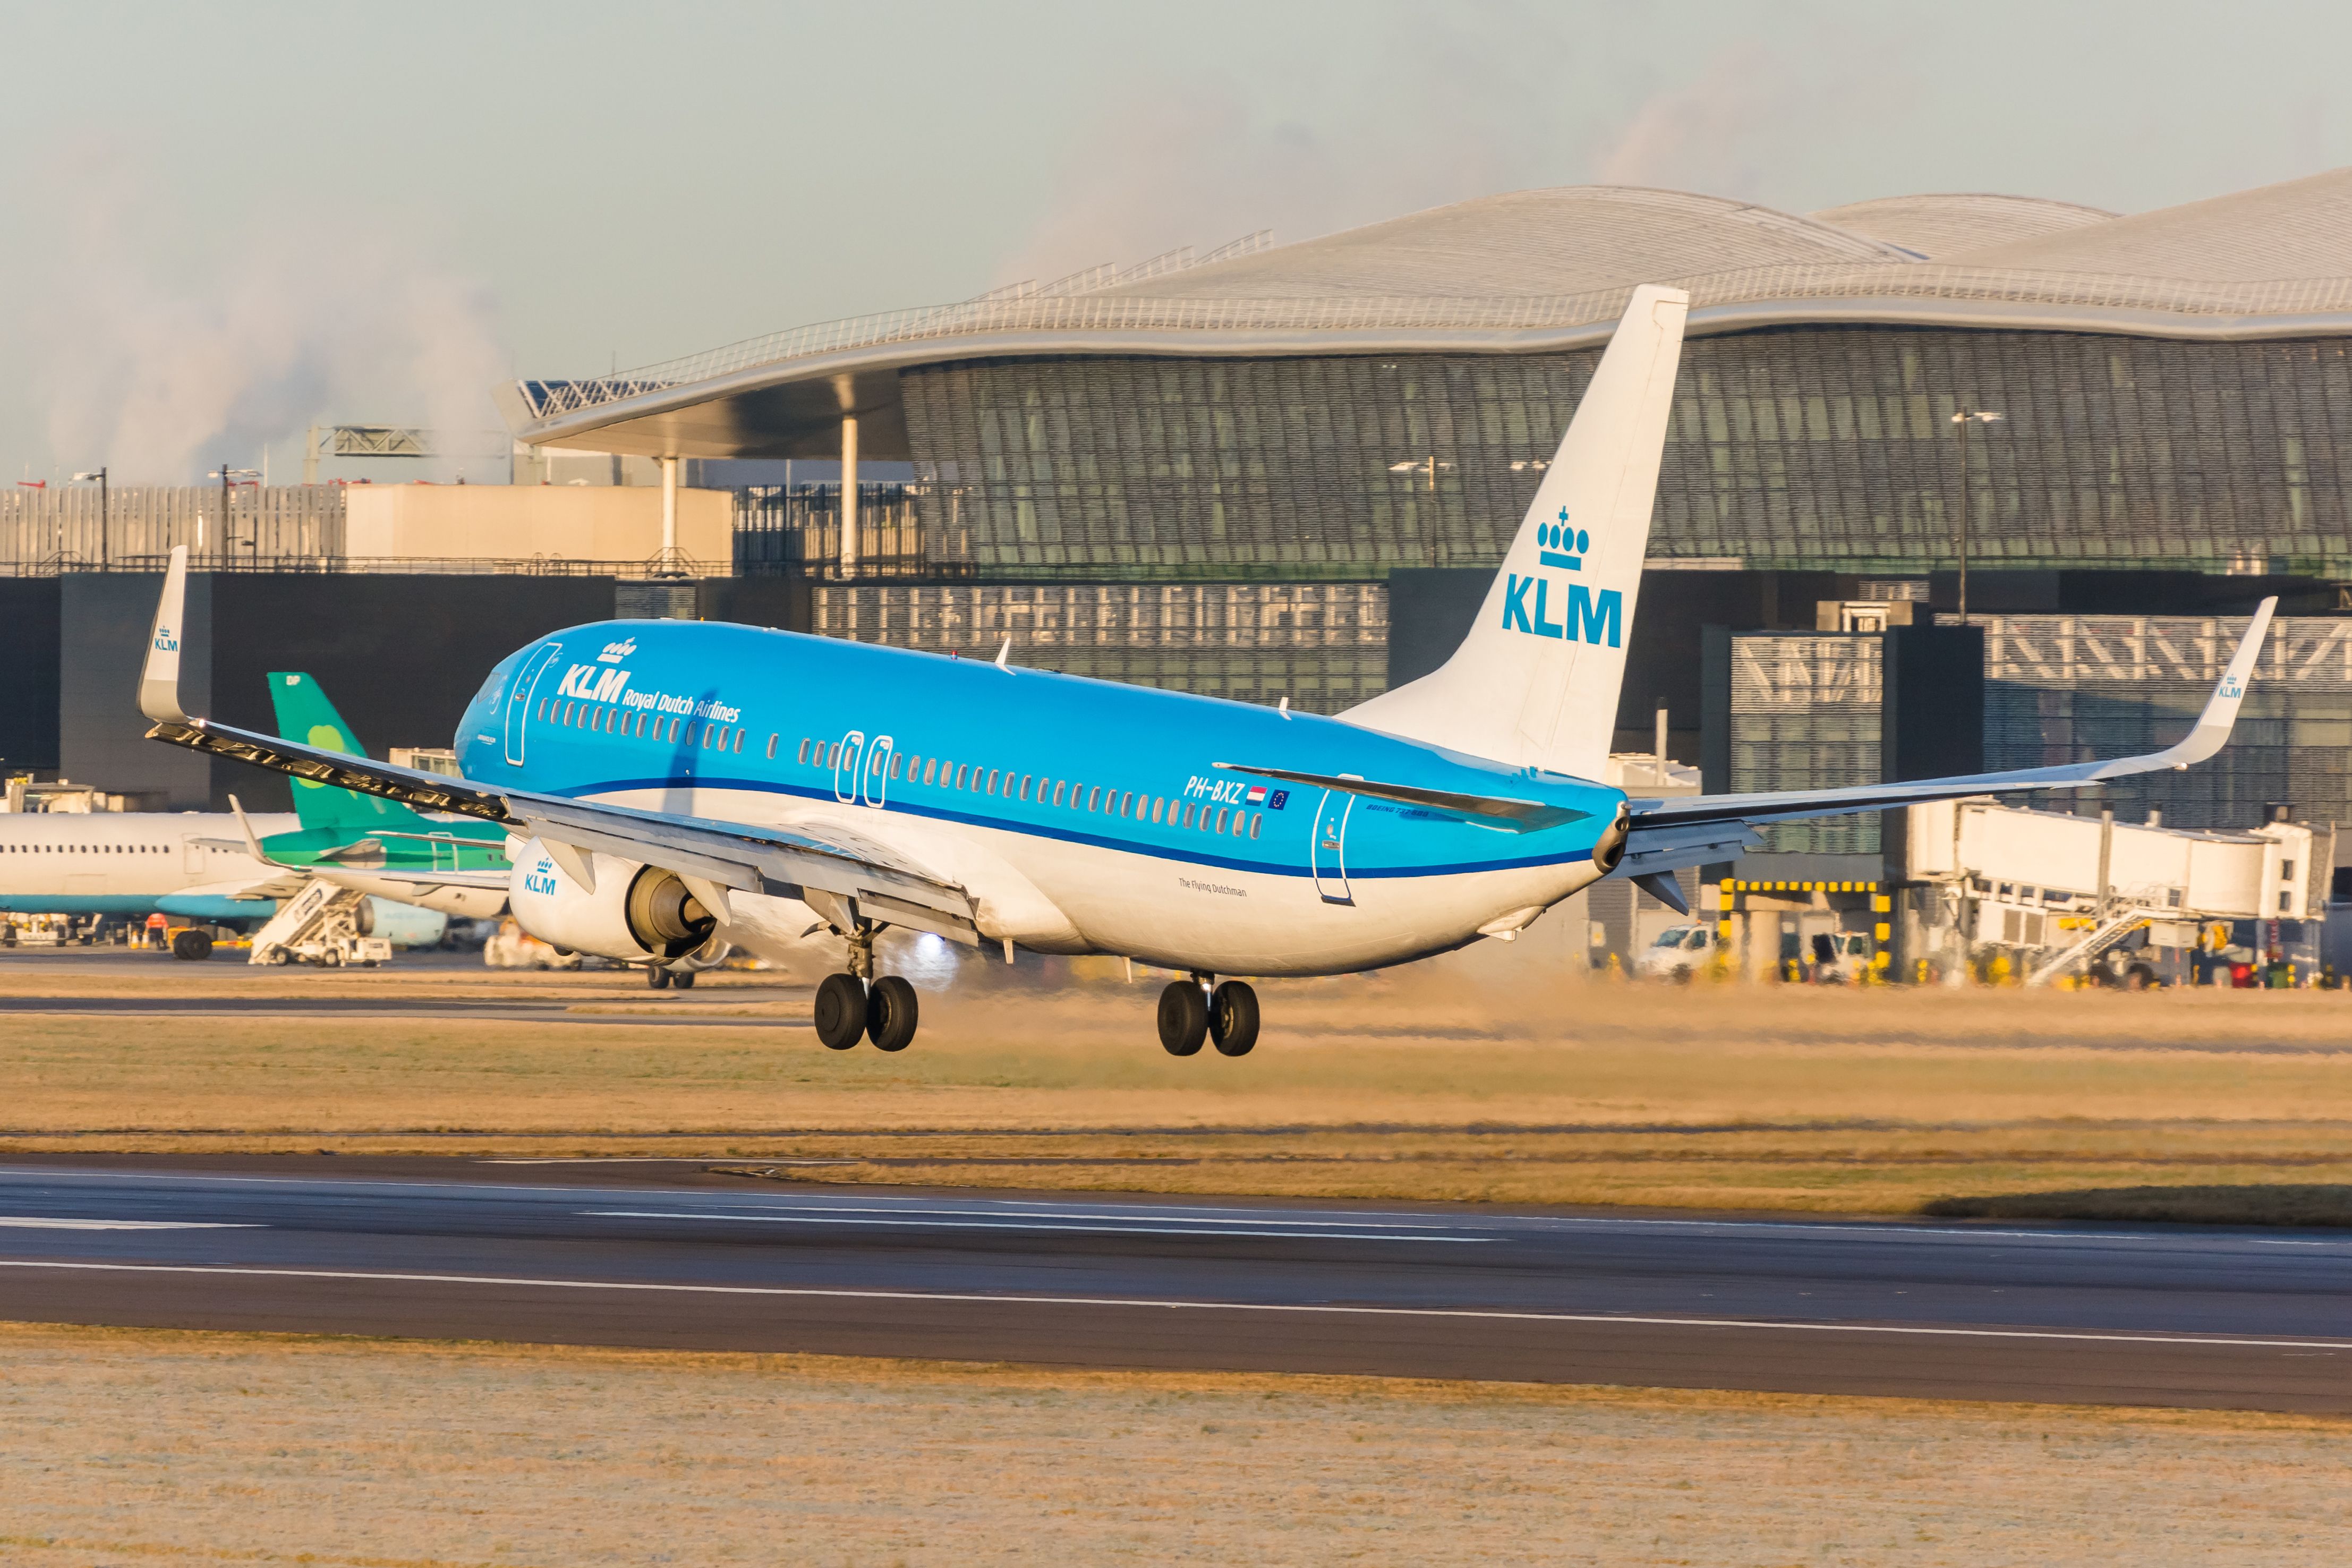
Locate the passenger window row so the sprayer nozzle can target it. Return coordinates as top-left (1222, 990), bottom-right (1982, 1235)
top-left (535, 697), bottom-right (747, 754)
top-left (526, 705), bottom-right (1264, 843)
top-left (790, 738), bottom-right (1262, 840)
top-left (2, 843), bottom-right (171, 853)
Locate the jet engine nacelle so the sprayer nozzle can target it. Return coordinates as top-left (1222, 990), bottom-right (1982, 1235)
top-left (507, 837), bottom-right (719, 962)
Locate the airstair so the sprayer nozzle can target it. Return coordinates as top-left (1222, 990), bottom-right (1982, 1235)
top-left (2024, 906), bottom-right (2174, 988)
top-left (249, 878), bottom-right (391, 967)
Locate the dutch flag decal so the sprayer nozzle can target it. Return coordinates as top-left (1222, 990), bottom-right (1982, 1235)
top-left (1246, 785), bottom-right (1268, 804)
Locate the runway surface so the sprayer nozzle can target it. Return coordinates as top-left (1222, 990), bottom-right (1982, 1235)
top-left (0, 1157), bottom-right (2346, 1411)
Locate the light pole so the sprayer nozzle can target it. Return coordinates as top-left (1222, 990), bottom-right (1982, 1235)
top-left (71, 468), bottom-right (106, 567)
top-left (1949, 410), bottom-right (2004, 625)
top-left (207, 464), bottom-right (260, 560)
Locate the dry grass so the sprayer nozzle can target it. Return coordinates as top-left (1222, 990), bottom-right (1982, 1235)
top-left (0, 1321), bottom-right (2347, 1566)
top-left (13, 962), bottom-right (2352, 1214)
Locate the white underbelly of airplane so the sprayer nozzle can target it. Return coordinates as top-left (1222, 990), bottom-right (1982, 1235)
top-left (590, 785), bottom-right (1594, 978)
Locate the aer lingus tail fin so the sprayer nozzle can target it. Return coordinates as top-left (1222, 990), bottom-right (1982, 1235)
top-left (268, 671), bottom-right (437, 833)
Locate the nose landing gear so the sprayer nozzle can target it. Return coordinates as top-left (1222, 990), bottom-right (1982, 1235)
top-left (1157, 974), bottom-right (1259, 1058)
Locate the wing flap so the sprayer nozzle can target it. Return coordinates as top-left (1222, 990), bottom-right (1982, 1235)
top-left (1210, 762), bottom-right (1589, 832)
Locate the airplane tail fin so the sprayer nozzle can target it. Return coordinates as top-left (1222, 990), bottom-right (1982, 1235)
top-left (1341, 284), bottom-right (1689, 780)
top-left (268, 671), bottom-right (428, 832)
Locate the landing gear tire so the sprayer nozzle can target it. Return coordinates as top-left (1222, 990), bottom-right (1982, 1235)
top-left (1157, 981), bottom-right (1208, 1056)
top-left (647, 966), bottom-right (672, 990)
top-left (672, 969), bottom-right (696, 991)
top-left (1209, 981), bottom-right (1260, 1057)
top-left (866, 975), bottom-right (919, 1052)
top-left (169, 930), bottom-right (212, 962)
top-left (814, 973), bottom-right (867, 1051)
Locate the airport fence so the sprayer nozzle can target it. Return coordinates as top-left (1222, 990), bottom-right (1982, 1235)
top-left (0, 484), bottom-right (345, 570)
top-left (0, 485), bottom-right (713, 578)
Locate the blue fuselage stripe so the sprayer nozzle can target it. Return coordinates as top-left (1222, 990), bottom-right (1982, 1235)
top-left (453, 621), bottom-right (1624, 882)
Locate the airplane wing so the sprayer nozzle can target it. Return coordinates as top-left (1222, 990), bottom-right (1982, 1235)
top-left (1206, 763), bottom-right (1591, 832)
top-left (173, 873), bottom-right (310, 904)
top-left (137, 548), bottom-right (978, 942)
top-left (1616, 598), bottom-right (2276, 879)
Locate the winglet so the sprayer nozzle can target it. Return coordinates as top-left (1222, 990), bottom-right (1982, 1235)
top-left (139, 545), bottom-right (191, 723)
top-left (2118, 596), bottom-right (2274, 775)
top-left (227, 794), bottom-right (280, 867)
top-left (994, 637), bottom-right (1012, 671)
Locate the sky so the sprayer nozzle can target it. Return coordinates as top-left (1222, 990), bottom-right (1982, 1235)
top-left (3, 0), bottom-right (2350, 484)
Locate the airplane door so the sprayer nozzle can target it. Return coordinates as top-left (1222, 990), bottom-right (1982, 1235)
top-left (862, 735), bottom-right (894, 808)
top-left (503, 642), bottom-right (566, 766)
top-left (832, 731), bottom-right (865, 804)
top-left (1311, 790), bottom-right (1353, 905)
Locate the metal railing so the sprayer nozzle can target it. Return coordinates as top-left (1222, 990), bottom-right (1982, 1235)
top-left (517, 263), bottom-right (2352, 422)
top-left (1, 484), bottom-right (345, 567)
top-left (0, 551), bottom-right (713, 580)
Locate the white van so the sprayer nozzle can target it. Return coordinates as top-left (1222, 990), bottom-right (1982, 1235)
top-left (1635, 923), bottom-right (1717, 981)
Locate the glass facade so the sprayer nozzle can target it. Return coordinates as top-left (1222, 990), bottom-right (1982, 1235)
top-left (1726, 633), bottom-right (1882, 854)
top-left (1979, 613), bottom-right (2352, 832)
top-left (901, 330), bottom-right (2352, 578)
top-left (811, 583), bottom-right (1387, 713)
top-left (1717, 616), bottom-right (2352, 856)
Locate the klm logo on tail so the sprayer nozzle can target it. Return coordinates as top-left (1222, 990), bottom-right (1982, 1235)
top-left (1503, 507), bottom-right (1620, 646)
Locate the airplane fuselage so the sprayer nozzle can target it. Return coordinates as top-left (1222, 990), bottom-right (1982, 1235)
top-left (452, 621), bottom-right (1627, 975)
top-left (0, 812), bottom-right (297, 918)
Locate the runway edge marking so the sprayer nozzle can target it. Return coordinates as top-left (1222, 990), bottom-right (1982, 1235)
top-left (1, 1259), bottom-right (2348, 1352)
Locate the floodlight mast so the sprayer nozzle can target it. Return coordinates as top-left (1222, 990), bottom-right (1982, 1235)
top-left (71, 467), bottom-right (106, 567)
top-left (1950, 409), bottom-right (2005, 626)
top-left (208, 463), bottom-right (261, 560)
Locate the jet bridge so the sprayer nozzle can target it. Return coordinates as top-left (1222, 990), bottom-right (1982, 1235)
top-left (1902, 798), bottom-right (2329, 985)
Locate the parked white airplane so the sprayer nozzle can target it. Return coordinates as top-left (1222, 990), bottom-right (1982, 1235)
top-left (0, 810), bottom-right (300, 927)
top-left (0, 812), bottom-right (455, 957)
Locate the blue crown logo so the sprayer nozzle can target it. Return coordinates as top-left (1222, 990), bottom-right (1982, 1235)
top-left (1537, 506), bottom-right (1588, 570)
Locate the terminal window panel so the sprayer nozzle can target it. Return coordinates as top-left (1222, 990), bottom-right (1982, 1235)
top-left (1976, 613), bottom-right (2352, 832)
top-left (1728, 633), bottom-right (1882, 855)
top-left (898, 333), bottom-right (2352, 579)
top-left (805, 583), bottom-right (1389, 714)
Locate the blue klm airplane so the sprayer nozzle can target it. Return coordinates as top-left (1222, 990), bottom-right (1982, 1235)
top-left (133, 286), bottom-right (2272, 1055)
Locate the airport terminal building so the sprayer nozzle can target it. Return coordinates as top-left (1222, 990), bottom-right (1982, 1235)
top-left (490, 169), bottom-right (2352, 872)
top-left (16, 168), bottom-right (2352, 901)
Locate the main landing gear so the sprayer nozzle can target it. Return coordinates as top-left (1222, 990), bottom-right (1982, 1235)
top-left (1157, 975), bottom-right (1259, 1058)
top-left (645, 965), bottom-right (696, 990)
top-left (813, 922), bottom-right (919, 1053)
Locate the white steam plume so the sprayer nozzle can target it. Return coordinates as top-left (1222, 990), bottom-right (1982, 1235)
top-left (28, 141), bottom-right (508, 483)
top-left (1004, 20), bottom-right (1910, 285)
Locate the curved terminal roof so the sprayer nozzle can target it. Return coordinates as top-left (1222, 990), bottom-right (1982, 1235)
top-left (1807, 193), bottom-right (2117, 259)
top-left (1945, 166), bottom-right (2352, 279)
top-left (502, 171), bottom-right (2352, 460)
top-left (1085, 186), bottom-right (1910, 301)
